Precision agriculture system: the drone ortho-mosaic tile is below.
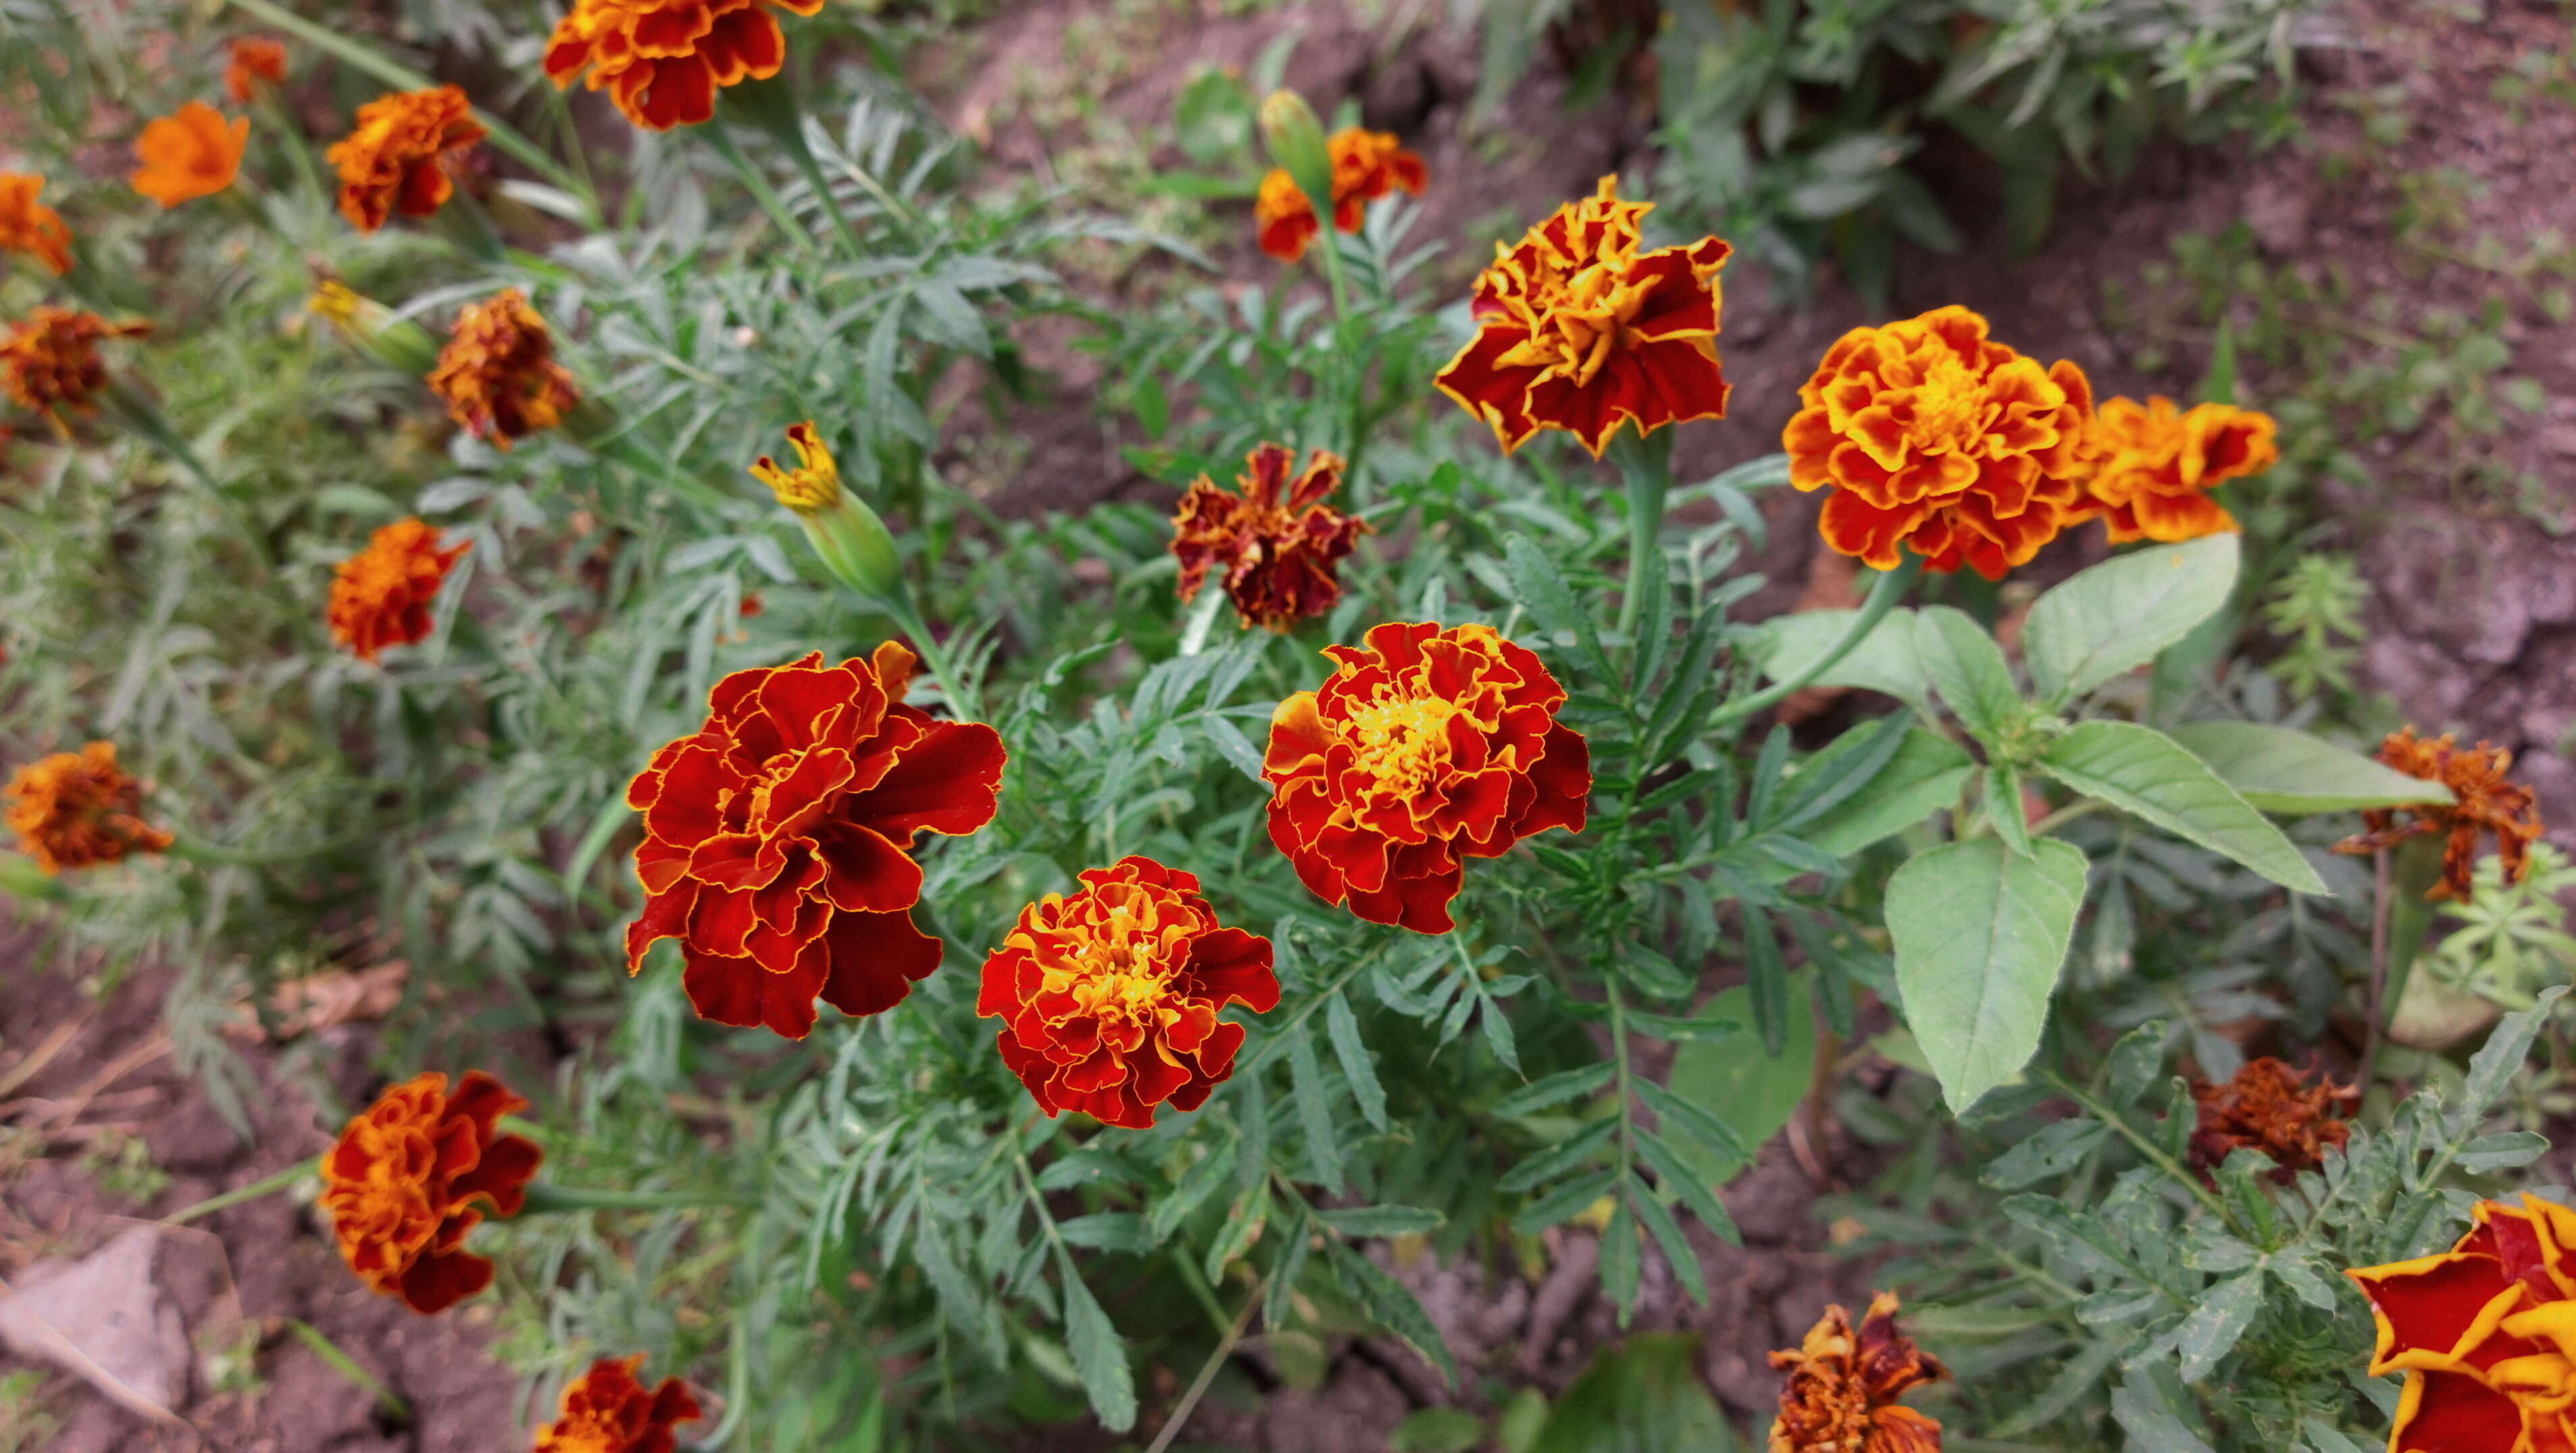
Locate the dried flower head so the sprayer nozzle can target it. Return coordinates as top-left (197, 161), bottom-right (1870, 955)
top-left (1768, 1293), bottom-right (1946, 1453)
top-left (2073, 396), bottom-right (2277, 544)
top-left (224, 36), bottom-right (287, 103)
top-left (2188, 1056), bottom-right (2356, 1181)
top-left (1436, 176), bottom-right (1731, 458)
top-left (427, 290), bottom-right (580, 449)
top-left (2335, 728), bottom-right (2544, 902)
top-left (2348, 1195), bottom-right (2576, 1453)
top-left (328, 518), bottom-right (470, 662)
top-left (326, 85), bottom-right (487, 234)
top-left (0, 174), bottom-right (73, 276)
top-left (129, 101), bottom-right (247, 209)
top-left (5, 741), bottom-right (173, 872)
top-left (542, 0), bottom-right (824, 130)
top-left (1171, 443), bottom-right (1369, 631)
top-left (322, 1070), bottom-right (540, 1315)
top-left (1, 307), bottom-right (147, 423)
top-left (534, 1356), bottom-right (702, 1453)
top-left (1254, 126), bottom-right (1428, 262)
top-left (1785, 307), bottom-right (2096, 581)
top-left (749, 420), bottom-right (840, 514)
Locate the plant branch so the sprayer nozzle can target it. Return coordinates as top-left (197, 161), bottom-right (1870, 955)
top-left (1709, 553), bottom-right (1923, 729)
top-left (1146, 1276), bottom-right (1263, 1453)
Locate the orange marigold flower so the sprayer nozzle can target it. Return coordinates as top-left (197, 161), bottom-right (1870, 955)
top-left (5, 741), bottom-right (173, 873)
top-left (2072, 395), bottom-right (2277, 545)
top-left (0, 174), bottom-right (73, 276)
top-left (2335, 727), bottom-right (2544, 902)
top-left (1784, 306), bottom-right (2096, 581)
top-left (626, 644), bottom-right (1007, 1039)
top-left (427, 290), bottom-right (580, 449)
top-left (129, 101), bottom-right (247, 209)
top-left (224, 36), bottom-right (288, 103)
top-left (1171, 443), bottom-right (1370, 632)
top-left (328, 518), bottom-right (470, 662)
top-left (321, 1070), bottom-right (541, 1315)
top-left (977, 856), bottom-right (1281, 1129)
top-left (2347, 1195), bottom-right (2576, 1453)
top-left (1434, 176), bottom-right (1731, 458)
top-left (542, 0), bottom-right (824, 131)
top-left (534, 1356), bottom-right (702, 1453)
top-left (1767, 1292), bottom-right (1946, 1453)
top-left (2187, 1056), bottom-right (2356, 1182)
top-left (1, 307), bottom-right (148, 422)
top-left (1254, 126), bottom-right (1428, 263)
top-left (326, 85), bottom-right (487, 234)
top-left (1263, 622), bottom-right (1589, 934)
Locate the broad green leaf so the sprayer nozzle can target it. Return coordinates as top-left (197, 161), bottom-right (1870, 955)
top-left (1528, 1333), bottom-right (1738, 1453)
top-left (2456, 985), bottom-right (2571, 1133)
top-left (2039, 721), bottom-right (2327, 893)
top-left (2111, 1377), bottom-right (2219, 1453)
top-left (1325, 990), bottom-right (1390, 1131)
top-left (1390, 1408), bottom-right (1487, 1453)
top-left (1752, 607), bottom-right (1928, 711)
top-left (2167, 720), bottom-right (2454, 815)
top-left (1797, 729), bottom-right (1973, 858)
top-left (1600, 1201), bottom-right (1641, 1314)
top-left (1059, 1252), bottom-right (1139, 1431)
top-left (1916, 606), bottom-right (2022, 741)
top-left (1288, 1023), bottom-right (1344, 1191)
top-left (1982, 1118), bottom-right (2108, 1188)
top-left (1986, 763), bottom-right (2034, 858)
top-left (1665, 976), bottom-right (1815, 1184)
top-left (1888, 837), bottom-right (2089, 1112)
top-left (2177, 1271), bottom-right (2266, 1381)
top-left (2024, 535), bottom-right (2240, 705)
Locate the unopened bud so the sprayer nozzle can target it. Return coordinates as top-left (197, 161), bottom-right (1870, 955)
top-left (750, 422), bottom-right (901, 601)
top-left (309, 280), bottom-right (439, 376)
top-left (1257, 91), bottom-right (1334, 224)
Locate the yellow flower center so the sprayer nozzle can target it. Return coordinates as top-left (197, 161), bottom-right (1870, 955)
top-left (1507, 255), bottom-right (1655, 390)
top-left (309, 281), bottom-right (361, 327)
top-left (1045, 899), bottom-right (1186, 1029)
top-left (1901, 351), bottom-right (1990, 455)
top-left (1346, 692), bottom-right (1463, 796)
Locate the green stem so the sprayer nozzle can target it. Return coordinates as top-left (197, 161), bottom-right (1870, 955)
top-left (1231, 948), bottom-right (1384, 1081)
top-left (284, 1319), bottom-right (409, 1420)
top-left (1146, 1276), bottom-right (1263, 1453)
top-left (514, 1181), bottom-right (753, 1214)
top-left (163, 1154), bottom-right (321, 1224)
top-left (1710, 553), bottom-right (1924, 729)
top-left (2040, 1070), bottom-right (2242, 1235)
top-left (1178, 580), bottom-right (1230, 657)
top-left (1609, 428), bottom-right (1672, 641)
top-left (698, 122), bottom-right (819, 257)
top-left (1311, 226), bottom-right (1354, 322)
top-left (882, 584), bottom-right (979, 722)
top-left (2029, 799), bottom-right (2108, 837)
top-left (769, 119), bottom-right (867, 262)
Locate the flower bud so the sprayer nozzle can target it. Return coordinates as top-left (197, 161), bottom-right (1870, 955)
top-left (308, 281), bottom-right (440, 375)
top-left (1257, 91), bottom-right (1334, 223)
top-left (750, 422), bottom-right (901, 601)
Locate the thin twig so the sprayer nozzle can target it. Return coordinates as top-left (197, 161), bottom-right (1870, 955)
top-left (2360, 847), bottom-right (2395, 1087)
top-left (1144, 1276), bottom-right (1263, 1453)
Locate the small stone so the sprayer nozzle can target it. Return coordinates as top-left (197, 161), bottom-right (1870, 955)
top-left (0, 1227), bottom-right (191, 1412)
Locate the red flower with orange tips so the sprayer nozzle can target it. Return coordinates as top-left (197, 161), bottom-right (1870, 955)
top-left (626, 644), bottom-right (1006, 1039)
top-left (2073, 395), bottom-right (2277, 544)
top-left (2347, 1195), bottom-right (2576, 1453)
top-left (328, 518), bottom-right (470, 662)
top-left (129, 101), bottom-right (247, 209)
top-left (1767, 1293), bottom-right (1946, 1453)
top-left (1171, 443), bottom-right (1369, 632)
top-left (2335, 727), bottom-right (2544, 902)
top-left (534, 1356), bottom-right (701, 1453)
top-left (1435, 176), bottom-right (1731, 458)
top-left (1, 307), bottom-right (147, 423)
top-left (2187, 1056), bottom-right (2356, 1182)
top-left (0, 174), bottom-right (73, 276)
top-left (326, 85), bottom-right (487, 234)
top-left (428, 290), bottom-right (580, 449)
top-left (5, 741), bottom-right (173, 872)
top-left (321, 1070), bottom-right (541, 1315)
top-left (543, 0), bottom-right (824, 131)
top-left (978, 856), bottom-right (1280, 1129)
top-left (1784, 306), bottom-right (2096, 581)
top-left (225, 37), bottom-right (287, 103)
top-left (1255, 126), bottom-right (1428, 263)
top-left (1263, 622), bottom-right (1589, 934)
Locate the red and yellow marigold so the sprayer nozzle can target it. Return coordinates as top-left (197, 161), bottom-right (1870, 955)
top-left (978, 856), bottom-right (1280, 1129)
top-left (5, 741), bottom-right (173, 872)
top-left (542, 0), bottom-right (824, 131)
top-left (0, 174), bottom-right (73, 276)
top-left (328, 518), bottom-right (470, 662)
top-left (1767, 1293), bottom-right (1946, 1453)
top-left (321, 1070), bottom-right (541, 1315)
top-left (1263, 621), bottom-right (1589, 934)
top-left (1, 307), bottom-right (147, 423)
top-left (1170, 442), bottom-right (1369, 631)
top-left (534, 1356), bottom-right (701, 1453)
top-left (326, 85), bottom-right (487, 234)
top-left (626, 644), bottom-right (1006, 1039)
top-left (2335, 727), bottom-right (2544, 902)
top-left (1255, 126), bottom-right (1428, 263)
top-left (129, 102), bottom-right (247, 209)
top-left (427, 290), bottom-right (580, 449)
top-left (1784, 306), bottom-right (2096, 581)
top-left (2348, 1195), bottom-right (2576, 1453)
top-left (2073, 395), bottom-right (2277, 544)
top-left (2187, 1056), bottom-right (2356, 1181)
top-left (1436, 176), bottom-right (1731, 458)
top-left (224, 37), bottom-right (288, 103)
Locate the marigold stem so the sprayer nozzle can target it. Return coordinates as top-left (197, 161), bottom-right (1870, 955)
top-left (514, 1181), bottom-right (752, 1215)
top-left (1609, 427), bottom-right (1672, 643)
top-left (700, 120), bottom-right (819, 257)
top-left (1710, 553), bottom-right (1924, 729)
top-left (163, 1154), bottom-right (320, 1225)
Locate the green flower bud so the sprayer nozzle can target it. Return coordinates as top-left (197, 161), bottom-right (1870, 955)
top-left (308, 281), bottom-right (440, 376)
top-left (750, 422), bottom-right (902, 601)
top-left (1258, 90), bottom-right (1334, 224)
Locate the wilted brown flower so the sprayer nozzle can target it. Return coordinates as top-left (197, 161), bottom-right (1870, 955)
top-left (2335, 727), bottom-right (2544, 902)
top-left (427, 290), bottom-right (579, 449)
top-left (1, 307), bottom-right (148, 424)
top-left (1171, 443), bottom-right (1369, 631)
top-left (2188, 1057), bottom-right (2357, 1181)
top-left (326, 85), bottom-right (486, 233)
top-left (5, 741), bottom-right (173, 872)
top-left (1768, 1293), bottom-right (1945, 1453)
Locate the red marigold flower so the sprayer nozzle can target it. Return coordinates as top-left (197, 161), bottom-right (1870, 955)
top-left (534, 1356), bottom-right (702, 1453)
top-left (2335, 727), bottom-right (2544, 902)
top-left (5, 741), bottom-right (173, 872)
top-left (1767, 1293), bottom-right (1946, 1453)
top-left (1784, 306), bottom-right (2096, 581)
top-left (1263, 622), bottom-right (1589, 934)
top-left (1170, 443), bottom-right (1369, 632)
top-left (2187, 1056), bottom-right (2356, 1182)
top-left (328, 518), bottom-right (470, 663)
top-left (0, 174), bottom-right (74, 276)
top-left (2, 307), bottom-right (148, 424)
top-left (1435, 176), bottom-right (1730, 458)
top-left (224, 36), bottom-right (288, 103)
top-left (1253, 126), bottom-right (1428, 263)
top-left (2072, 395), bottom-right (2277, 544)
top-left (977, 856), bottom-right (1280, 1129)
top-left (542, 0), bottom-right (824, 131)
top-left (2347, 1195), bottom-right (2576, 1453)
top-left (321, 1070), bottom-right (541, 1315)
top-left (427, 290), bottom-right (580, 449)
top-left (129, 101), bottom-right (247, 210)
top-left (626, 643), bottom-right (1007, 1039)
top-left (325, 85), bottom-right (487, 234)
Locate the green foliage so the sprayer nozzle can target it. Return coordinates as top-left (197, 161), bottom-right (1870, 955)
top-left (2431, 843), bottom-right (2576, 1011)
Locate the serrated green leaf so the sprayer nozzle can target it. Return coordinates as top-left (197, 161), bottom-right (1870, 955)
top-left (1499, 1119), bottom-right (1619, 1194)
top-left (1317, 1205), bottom-right (1446, 1237)
top-left (2040, 721), bottom-right (2327, 893)
top-left (1917, 606), bottom-right (2023, 741)
top-left (2176, 1271), bottom-right (2265, 1381)
top-left (1289, 1021), bottom-right (1344, 1192)
top-left (1329, 1241), bottom-right (1457, 1383)
top-left (1795, 729), bottom-right (1973, 860)
top-left (2165, 721), bottom-right (2455, 816)
top-left (1889, 838), bottom-right (2088, 1112)
top-left (1753, 607), bottom-right (1929, 711)
top-left (1494, 1063), bottom-right (1616, 1118)
top-left (1058, 1252), bottom-right (1138, 1431)
top-left (1325, 989), bottom-right (1390, 1132)
top-left (2024, 535), bottom-right (2240, 706)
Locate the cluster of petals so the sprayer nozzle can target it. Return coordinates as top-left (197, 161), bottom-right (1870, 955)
top-left (5, 741), bottom-right (173, 872)
top-left (534, 1356), bottom-right (701, 1453)
top-left (626, 643), bottom-right (1007, 1039)
top-left (1169, 443), bottom-right (1369, 631)
top-left (328, 518), bottom-right (470, 662)
top-left (130, 101), bottom-right (247, 209)
top-left (2, 307), bottom-right (147, 422)
top-left (2187, 1056), bottom-right (2356, 1181)
top-left (542, 0), bottom-right (823, 131)
top-left (1784, 306), bottom-right (2096, 580)
top-left (0, 174), bottom-right (73, 276)
top-left (224, 36), bottom-right (288, 103)
top-left (2348, 1195), bottom-right (2576, 1453)
top-left (1435, 176), bottom-right (1731, 458)
top-left (428, 289), bottom-right (581, 449)
top-left (1767, 1293), bottom-right (1946, 1453)
top-left (2073, 395), bottom-right (2277, 544)
top-left (2335, 726), bottom-right (2544, 902)
top-left (1263, 621), bottom-right (1589, 934)
top-left (978, 856), bottom-right (1280, 1129)
top-left (1254, 127), bottom-right (1427, 263)
top-left (322, 1070), bottom-right (542, 1315)
top-left (326, 85), bottom-right (487, 234)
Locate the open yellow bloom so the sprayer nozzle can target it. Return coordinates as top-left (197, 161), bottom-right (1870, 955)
top-left (749, 421), bottom-right (840, 512)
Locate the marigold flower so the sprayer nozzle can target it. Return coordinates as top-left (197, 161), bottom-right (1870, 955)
top-left (978, 856), bottom-right (1280, 1129)
top-left (0, 174), bottom-right (73, 276)
top-left (326, 85), bottom-right (486, 234)
top-left (1784, 306), bottom-right (2096, 581)
top-left (2073, 395), bottom-right (2277, 544)
top-left (427, 290), bottom-right (580, 449)
top-left (1767, 1293), bottom-right (1946, 1453)
top-left (1263, 621), bottom-right (1589, 934)
top-left (321, 1070), bottom-right (541, 1315)
top-left (749, 421), bottom-right (840, 512)
top-left (5, 742), bottom-right (173, 873)
top-left (626, 644), bottom-right (1007, 1039)
top-left (534, 1356), bottom-right (702, 1453)
top-left (1, 307), bottom-right (148, 422)
top-left (1171, 443), bottom-right (1369, 632)
top-left (328, 518), bottom-right (470, 662)
top-left (129, 101), bottom-right (247, 209)
top-left (1435, 176), bottom-right (1730, 458)
top-left (2332, 727), bottom-right (2544, 903)
top-left (2187, 1056), bottom-right (2356, 1181)
top-left (224, 37), bottom-right (288, 103)
top-left (1254, 126), bottom-right (1428, 263)
top-left (2347, 1195), bottom-right (2576, 1453)
top-left (542, 0), bottom-right (824, 131)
